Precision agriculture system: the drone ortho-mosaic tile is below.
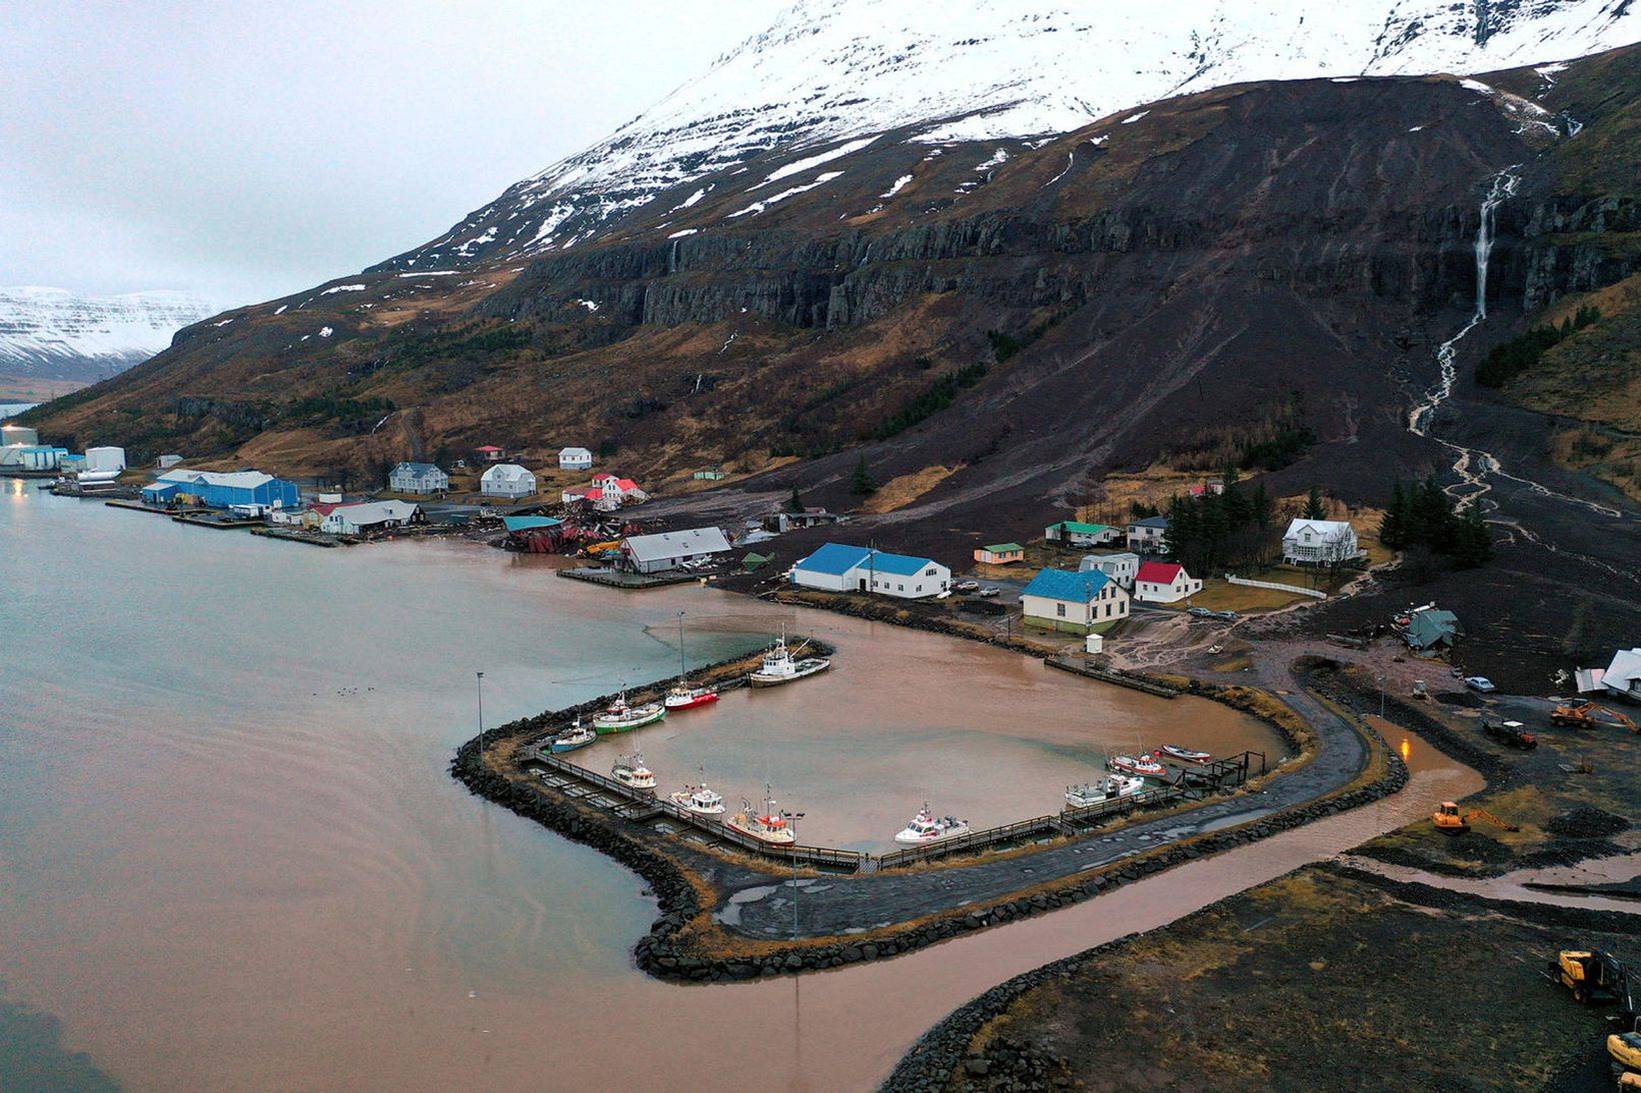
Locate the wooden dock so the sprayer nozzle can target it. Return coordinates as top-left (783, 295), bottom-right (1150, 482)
top-left (1043, 655), bottom-right (1182, 697)
top-left (250, 527), bottom-right (347, 547)
top-left (558, 566), bottom-right (705, 590)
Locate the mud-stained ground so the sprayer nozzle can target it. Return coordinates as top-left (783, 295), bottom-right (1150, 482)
top-left (910, 866), bottom-right (1637, 1092)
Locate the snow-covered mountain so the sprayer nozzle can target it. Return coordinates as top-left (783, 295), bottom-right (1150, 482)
top-left (391, 0), bottom-right (1639, 269)
top-left (0, 287), bottom-right (217, 382)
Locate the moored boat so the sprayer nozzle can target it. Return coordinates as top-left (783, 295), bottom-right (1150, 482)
top-left (1160, 744), bottom-right (1212, 764)
top-left (1065, 773), bottom-right (1145, 808)
top-left (894, 804), bottom-right (970, 845)
top-left (664, 681), bottom-right (719, 710)
top-left (749, 632), bottom-right (830, 688)
top-left (669, 781), bottom-right (725, 815)
top-left (611, 751), bottom-right (656, 791)
top-left (592, 691), bottom-right (666, 734)
top-left (726, 786), bottom-right (795, 844)
top-left (1107, 753), bottom-right (1166, 778)
top-left (548, 718), bottom-right (596, 753)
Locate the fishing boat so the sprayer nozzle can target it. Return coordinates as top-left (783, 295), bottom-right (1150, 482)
top-left (548, 718), bottom-right (596, 753)
top-left (748, 631), bottom-right (830, 688)
top-left (592, 691), bottom-right (666, 734)
top-left (611, 751), bottom-right (656, 791)
top-left (1107, 753), bottom-right (1166, 778)
top-left (726, 787), bottom-right (796, 845)
top-left (669, 781), bottom-right (725, 816)
top-left (894, 805), bottom-right (970, 845)
top-left (664, 612), bottom-right (720, 709)
top-left (1160, 744), bottom-right (1212, 764)
top-left (1065, 773), bottom-right (1145, 808)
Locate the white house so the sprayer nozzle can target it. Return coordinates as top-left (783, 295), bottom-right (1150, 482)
top-left (1020, 567), bottom-right (1130, 635)
top-left (481, 463), bottom-right (536, 499)
top-left (321, 500), bottom-right (423, 536)
top-left (1133, 561), bottom-right (1203, 604)
top-left (1282, 518), bottom-right (1362, 566)
top-left (1045, 520), bottom-right (1121, 546)
top-left (1081, 552), bottom-right (1139, 588)
top-left (388, 461), bottom-right (448, 494)
top-left (790, 543), bottom-right (951, 599)
top-left (559, 446), bottom-right (594, 470)
top-left (156, 453), bottom-right (184, 469)
top-left (1126, 516), bottom-right (1171, 554)
top-left (620, 526), bottom-right (732, 573)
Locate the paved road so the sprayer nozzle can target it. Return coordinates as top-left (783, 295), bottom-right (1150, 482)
top-left (698, 682), bottom-right (1368, 940)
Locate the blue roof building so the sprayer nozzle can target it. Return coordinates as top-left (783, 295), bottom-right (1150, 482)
top-left (1020, 566), bottom-right (1130, 635)
top-left (141, 469), bottom-right (301, 511)
top-left (791, 542), bottom-right (951, 599)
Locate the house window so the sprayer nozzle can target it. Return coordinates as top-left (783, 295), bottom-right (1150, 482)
top-left (1056, 603), bottom-right (1066, 618)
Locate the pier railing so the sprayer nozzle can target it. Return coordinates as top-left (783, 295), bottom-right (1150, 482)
top-left (525, 746), bottom-right (1266, 874)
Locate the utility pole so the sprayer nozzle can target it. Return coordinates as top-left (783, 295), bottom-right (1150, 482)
top-left (785, 810), bottom-right (806, 941)
top-left (476, 671), bottom-right (486, 761)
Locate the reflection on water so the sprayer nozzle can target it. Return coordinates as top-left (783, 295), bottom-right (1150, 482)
top-left (0, 493), bottom-right (1476, 1089)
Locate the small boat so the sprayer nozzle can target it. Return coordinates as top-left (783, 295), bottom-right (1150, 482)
top-left (1107, 753), bottom-right (1165, 778)
top-left (669, 781), bottom-right (725, 816)
top-left (1065, 773), bottom-right (1145, 808)
top-left (749, 631), bottom-right (830, 688)
top-left (1160, 744), bottom-right (1212, 764)
top-left (664, 681), bottom-right (719, 710)
top-left (611, 751), bottom-right (656, 791)
top-left (664, 611), bottom-right (720, 710)
top-left (548, 719), bottom-right (596, 753)
top-left (894, 805), bottom-right (970, 845)
top-left (592, 691), bottom-right (666, 734)
top-left (726, 787), bottom-right (796, 845)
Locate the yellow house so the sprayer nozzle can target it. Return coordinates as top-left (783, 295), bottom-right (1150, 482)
top-left (974, 542), bottom-right (1025, 565)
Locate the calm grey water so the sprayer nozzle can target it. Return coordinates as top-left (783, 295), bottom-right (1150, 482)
top-left (0, 484), bottom-right (1292, 1090)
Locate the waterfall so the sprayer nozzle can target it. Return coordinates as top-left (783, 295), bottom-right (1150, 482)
top-left (1408, 167), bottom-right (1518, 436)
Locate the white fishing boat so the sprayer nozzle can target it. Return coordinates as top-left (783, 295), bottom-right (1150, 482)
top-left (748, 631), bottom-right (830, 688)
top-left (547, 718), bottom-right (596, 753)
top-left (1160, 744), bottom-right (1212, 764)
top-left (893, 805), bottom-right (970, 845)
top-left (1065, 773), bottom-right (1145, 808)
top-left (592, 691), bottom-right (666, 734)
top-left (670, 782), bottom-right (725, 815)
top-left (1107, 753), bottom-right (1166, 778)
top-left (726, 787), bottom-right (796, 845)
top-left (611, 751), bottom-right (656, 791)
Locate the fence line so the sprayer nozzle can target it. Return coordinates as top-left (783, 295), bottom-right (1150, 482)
top-left (1223, 574), bottom-right (1327, 599)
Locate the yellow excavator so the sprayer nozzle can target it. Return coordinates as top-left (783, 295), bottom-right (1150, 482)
top-left (1432, 801), bottom-right (1520, 835)
top-left (1547, 948), bottom-right (1641, 1086)
top-left (1552, 698), bottom-right (1639, 733)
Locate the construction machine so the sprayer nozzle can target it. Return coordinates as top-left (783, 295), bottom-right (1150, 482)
top-left (1552, 698), bottom-right (1639, 732)
top-left (1551, 949), bottom-right (1631, 1006)
top-left (1483, 719), bottom-right (1537, 750)
top-left (1432, 801), bottom-right (1520, 835)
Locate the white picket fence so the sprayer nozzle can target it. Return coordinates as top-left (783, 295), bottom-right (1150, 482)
top-left (1223, 574), bottom-right (1327, 599)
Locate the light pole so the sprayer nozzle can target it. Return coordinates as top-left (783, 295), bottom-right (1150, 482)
top-left (1376, 671), bottom-right (1386, 719)
top-left (476, 670), bottom-right (486, 761)
top-left (785, 810), bottom-right (806, 941)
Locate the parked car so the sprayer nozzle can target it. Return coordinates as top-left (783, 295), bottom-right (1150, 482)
top-left (977, 586), bottom-right (1002, 598)
top-left (954, 580), bottom-right (980, 593)
top-left (1187, 607), bottom-right (1214, 618)
top-left (1464, 676), bottom-right (1496, 693)
top-left (1213, 610), bottom-right (1240, 620)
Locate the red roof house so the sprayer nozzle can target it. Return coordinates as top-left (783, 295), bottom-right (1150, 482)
top-left (1134, 561), bottom-right (1202, 604)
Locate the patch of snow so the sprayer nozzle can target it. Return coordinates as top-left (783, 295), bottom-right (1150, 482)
top-left (1459, 78), bottom-right (1494, 94)
top-left (397, 270), bottom-right (458, 278)
top-left (321, 283), bottom-right (367, 295)
top-left (1044, 150), bottom-right (1075, 187)
top-left (670, 187), bottom-right (710, 211)
top-left (318, 326), bottom-right (334, 338)
top-left (749, 137), bottom-right (877, 190)
top-left (1408, 124), bottom-right (1425, 132)
top-left (576, 299), bottom-right (599, 311)
top-left (1120, 110), bottom-right (1149, 123)
top-left (880, 174), bottom-right (914, 198)
top-left (727, 171), bottom-right (844, 217)
top-left (668, 228), bottom-right (699, 238)
top-left (274, 305), bottom-right (288, 315)
top-left (212, 319), bottom-right (233, 327)
top-left (975, 147), bottom-right (1010, 171)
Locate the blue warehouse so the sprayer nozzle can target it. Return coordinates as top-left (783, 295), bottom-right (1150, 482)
top-left (141, 469), bottom-right (301, 510)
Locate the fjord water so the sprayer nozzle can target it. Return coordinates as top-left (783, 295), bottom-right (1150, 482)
top-left (0, 485), bottom-right (1473, 1090)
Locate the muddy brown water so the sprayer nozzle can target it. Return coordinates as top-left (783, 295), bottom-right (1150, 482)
top-left (0, 488), bottom-right (1473, 1089)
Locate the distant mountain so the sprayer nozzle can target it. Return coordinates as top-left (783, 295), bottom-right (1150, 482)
top-left (0, 287), bottom-right (217, 384)
top-left (384, 0), bottom-right (1640, 270)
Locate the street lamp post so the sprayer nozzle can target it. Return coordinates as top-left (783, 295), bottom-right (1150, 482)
top-left (476, 670), bottom-right (486, 760)
top-left (785, 810), bottom-right (806, 941)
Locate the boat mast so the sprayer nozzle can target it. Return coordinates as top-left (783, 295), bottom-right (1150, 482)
top-left (677, 610), bottom-right (687, 681)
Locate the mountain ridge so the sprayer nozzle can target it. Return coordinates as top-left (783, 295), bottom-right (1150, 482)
top-left (0, 286), bottom-right (217, 386)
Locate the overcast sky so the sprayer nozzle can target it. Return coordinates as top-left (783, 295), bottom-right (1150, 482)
top-left (0, 0), bottom-right (782, 307)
